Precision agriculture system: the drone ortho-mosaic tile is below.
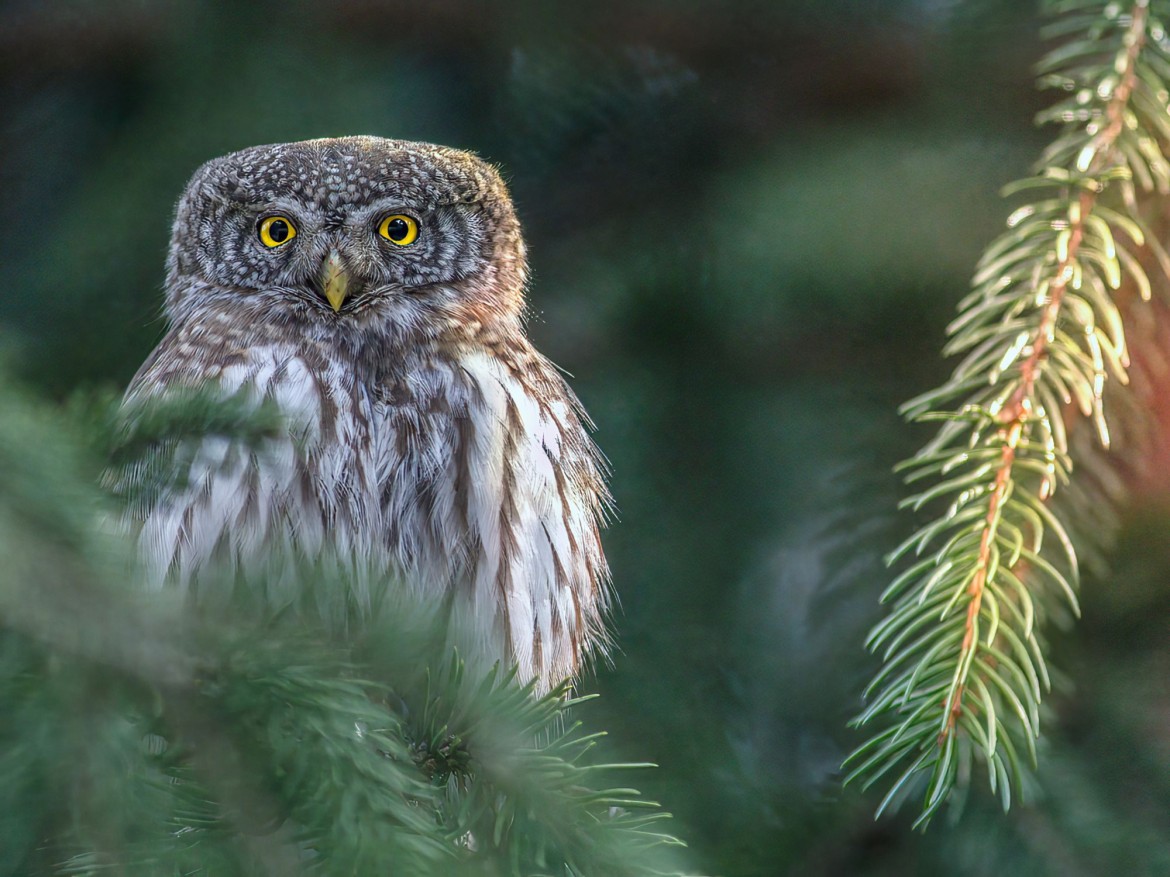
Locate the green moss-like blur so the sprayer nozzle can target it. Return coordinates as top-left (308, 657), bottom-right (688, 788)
top-left (5, 1), bottom-right (1170, 874)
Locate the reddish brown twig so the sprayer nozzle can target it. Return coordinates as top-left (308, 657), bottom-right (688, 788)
top-left (941, 1), bottom-right (1148, 742)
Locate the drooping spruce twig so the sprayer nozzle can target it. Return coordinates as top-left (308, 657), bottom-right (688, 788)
top-left (846, 0), bottom-right (1170, 826)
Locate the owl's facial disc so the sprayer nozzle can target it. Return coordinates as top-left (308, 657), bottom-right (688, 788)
top-left (168, 138), bottom-right (529, 328)
top-left (319, 250), bottom-right (352, 313)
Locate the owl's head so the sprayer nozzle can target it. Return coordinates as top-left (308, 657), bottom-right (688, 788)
top-left (165, 136), bottom-right (527, 342)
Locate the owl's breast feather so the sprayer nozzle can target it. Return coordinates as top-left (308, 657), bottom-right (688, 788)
top-left (132, 345), bottom-right (386, 591)
top-left (129, 335), bottom-right (609, 692)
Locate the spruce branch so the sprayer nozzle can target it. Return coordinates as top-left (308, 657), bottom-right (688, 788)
top-left (400, 660), bottom-right (684, 875)
top-left (846, 0), bottom-right (1170, 826)
top-left (0, 377), bottom-right (693, 875)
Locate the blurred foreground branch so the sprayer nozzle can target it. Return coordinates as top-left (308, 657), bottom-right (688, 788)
top-left (0, 378), bottom-right (690, 876)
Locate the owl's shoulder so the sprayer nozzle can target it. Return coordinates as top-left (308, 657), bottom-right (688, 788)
top-left (132, 315), bottom-right (341, 389)
top-left (131, 314), bottom-right (271, 389)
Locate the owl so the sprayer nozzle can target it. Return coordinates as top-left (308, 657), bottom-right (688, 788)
top-left (125, 136), bottom-right (611, 692)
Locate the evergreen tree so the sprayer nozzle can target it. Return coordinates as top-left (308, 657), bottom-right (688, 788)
top-left (8, 1), bottom-right (1170, 874)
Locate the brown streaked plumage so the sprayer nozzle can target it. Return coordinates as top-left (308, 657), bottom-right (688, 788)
top-left (126, 136), bottom-right (611, 691)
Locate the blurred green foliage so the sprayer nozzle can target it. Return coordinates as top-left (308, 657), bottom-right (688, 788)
top-left (5, 1), bottom-right (1170, 874)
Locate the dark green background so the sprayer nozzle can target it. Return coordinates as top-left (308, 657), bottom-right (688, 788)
top-left (4, 1), bottom-right (1170, 874)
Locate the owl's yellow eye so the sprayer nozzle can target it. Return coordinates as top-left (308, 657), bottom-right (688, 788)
top-left (258, 215), bottom-right (297, 248)
top-left (378, 214), bottom-right (419, 246)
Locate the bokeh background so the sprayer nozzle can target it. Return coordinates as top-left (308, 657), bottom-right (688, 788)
top-left (5, 1), bottom-right (1170, 874)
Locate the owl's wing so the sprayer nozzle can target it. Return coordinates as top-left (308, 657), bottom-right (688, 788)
top-left (121, 330), bottom-right (343, 592)
top-left (440, 349), bottom-right (612, 691)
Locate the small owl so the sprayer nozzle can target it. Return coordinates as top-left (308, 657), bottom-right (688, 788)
top-left (126, 136), bottom-right (611, 692)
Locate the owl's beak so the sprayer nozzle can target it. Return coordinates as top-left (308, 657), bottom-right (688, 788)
top-left (319, 251), bottom-right (351, 313)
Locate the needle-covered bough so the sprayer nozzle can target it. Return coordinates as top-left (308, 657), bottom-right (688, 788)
top-left (846, 0), bottom-right (1170, 827)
